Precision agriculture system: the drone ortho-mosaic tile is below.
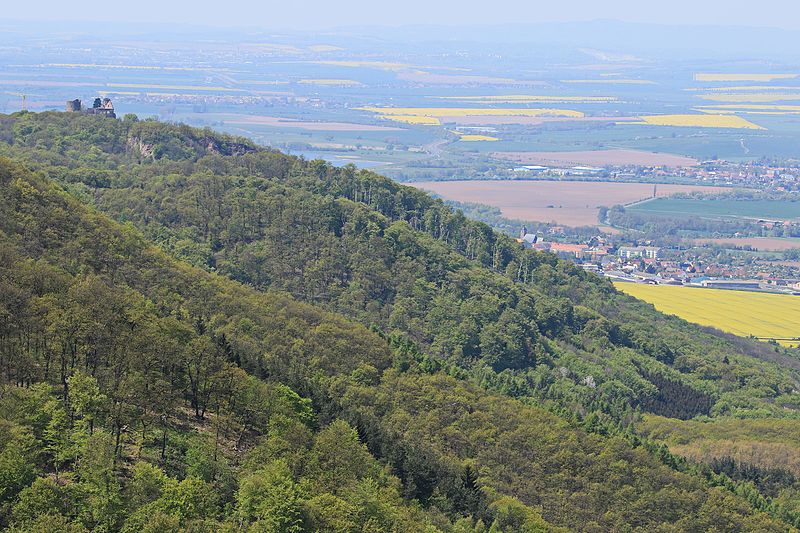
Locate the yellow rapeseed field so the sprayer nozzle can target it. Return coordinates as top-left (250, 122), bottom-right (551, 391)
top-left (630, 114), bottom-right (765, 129)
top-left (377, 115), bottom-right (441, 125)
top-left (698, 109), bottom-right (800, 116)
top-left (615, 283), bottom-right (800, 346)
top-left (448, 130), bottom-right (500, 141)
top-left (694, 73), bottom-right (798, 82)
top-left (457, 134), bottom-right (499, 141)
top-left (696, 104), bottom-right (800, 115)
top-left (697, 104), bottom-right (800, 111)
top-left (359, 107), bottom-right (585, 118)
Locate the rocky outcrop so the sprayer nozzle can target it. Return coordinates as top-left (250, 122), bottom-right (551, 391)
top-left (202, 137), bottom-right (256, 157)
top-left (126, 136), bottom-right (156, 161)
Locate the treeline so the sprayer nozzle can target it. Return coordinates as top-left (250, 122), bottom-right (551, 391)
top-left (604, 204), bottom-right (793, 238)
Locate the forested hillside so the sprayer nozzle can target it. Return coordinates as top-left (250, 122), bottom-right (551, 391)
top-left (1, 111), bottom-right (800, 531)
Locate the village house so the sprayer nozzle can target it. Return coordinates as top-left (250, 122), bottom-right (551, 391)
top-left (617, 246), bottom-right (661, 259)
top-left (516, 227), bottom-right (540, 249)
top-left (548, 242), bottom-right (589, 260)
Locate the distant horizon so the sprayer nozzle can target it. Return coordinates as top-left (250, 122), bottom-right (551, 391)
top-left (3, 0), bottom-right (800, 31)
top-left (1, 17), bottom-right (799, 34)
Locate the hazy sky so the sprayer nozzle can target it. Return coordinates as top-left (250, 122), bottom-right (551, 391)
top-left (5, 0), bottom-right (800, 30)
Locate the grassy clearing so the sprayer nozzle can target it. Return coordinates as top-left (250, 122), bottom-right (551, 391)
top-left (639, 415), bottom-right (800, 475)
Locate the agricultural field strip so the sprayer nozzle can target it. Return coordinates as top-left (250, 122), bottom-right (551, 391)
top-left (694, 73), bottom-right (799, 82)
top-left (615, 284), bottom-right (800, 344)
top-left (359, 107), bottom-right (585, 118)
top-left (457, 134), bottom-right (499, 141)
top-left (298, 79), bottom-right (364, 86)
top-left (561, 79), bottom-right (656, 85)
top-left (697, 104), bottom-right (800, 111)
top-left (432, 95), bottom-right (618, 103)
top-left (630, 198), bottom-right (800, 221)
top-left (698, 93), bottom-right (800, 103)
top-left (628, 114), bottom-right (765, 130)
top-left (18, 63), bottom-right (231, 72)
top-left (691, 86), bottom-right (800, 91)
top-left (302, 60), bottom-right (471, 72)
top-left (105, 83), bottom-right (246, 92)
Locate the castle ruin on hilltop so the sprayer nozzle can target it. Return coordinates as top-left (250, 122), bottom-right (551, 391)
top-left (66, 97), bottom-right (116, 118)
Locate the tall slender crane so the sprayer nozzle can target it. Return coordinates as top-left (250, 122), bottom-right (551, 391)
top-left (3, 91), bottom-right (42, 111)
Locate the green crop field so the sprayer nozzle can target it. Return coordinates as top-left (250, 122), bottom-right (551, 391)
top-left (629, 197), bottom-right (800, 221)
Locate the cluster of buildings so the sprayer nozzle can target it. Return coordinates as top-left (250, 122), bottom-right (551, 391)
top-left (506, 159), bottom-right (800, 193)
top-left (66, 98), bottom-right (116, 118)
top-left (512, 165), bottom-right (605, 177)
top-left (518, 228), bottom-right (616, 266)
top-left (517, 227), bottom-right (800, 295)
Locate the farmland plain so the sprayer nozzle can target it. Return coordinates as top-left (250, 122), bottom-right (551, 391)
top-left (410, 180), bottom-right (730, 227)
top-left (6, 24), bottom-right (800, 174)
top-left (615, 283), bottom-right (800, 346)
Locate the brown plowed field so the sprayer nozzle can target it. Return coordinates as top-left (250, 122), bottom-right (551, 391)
top-left (410, 180), bottom-right (728, 227)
